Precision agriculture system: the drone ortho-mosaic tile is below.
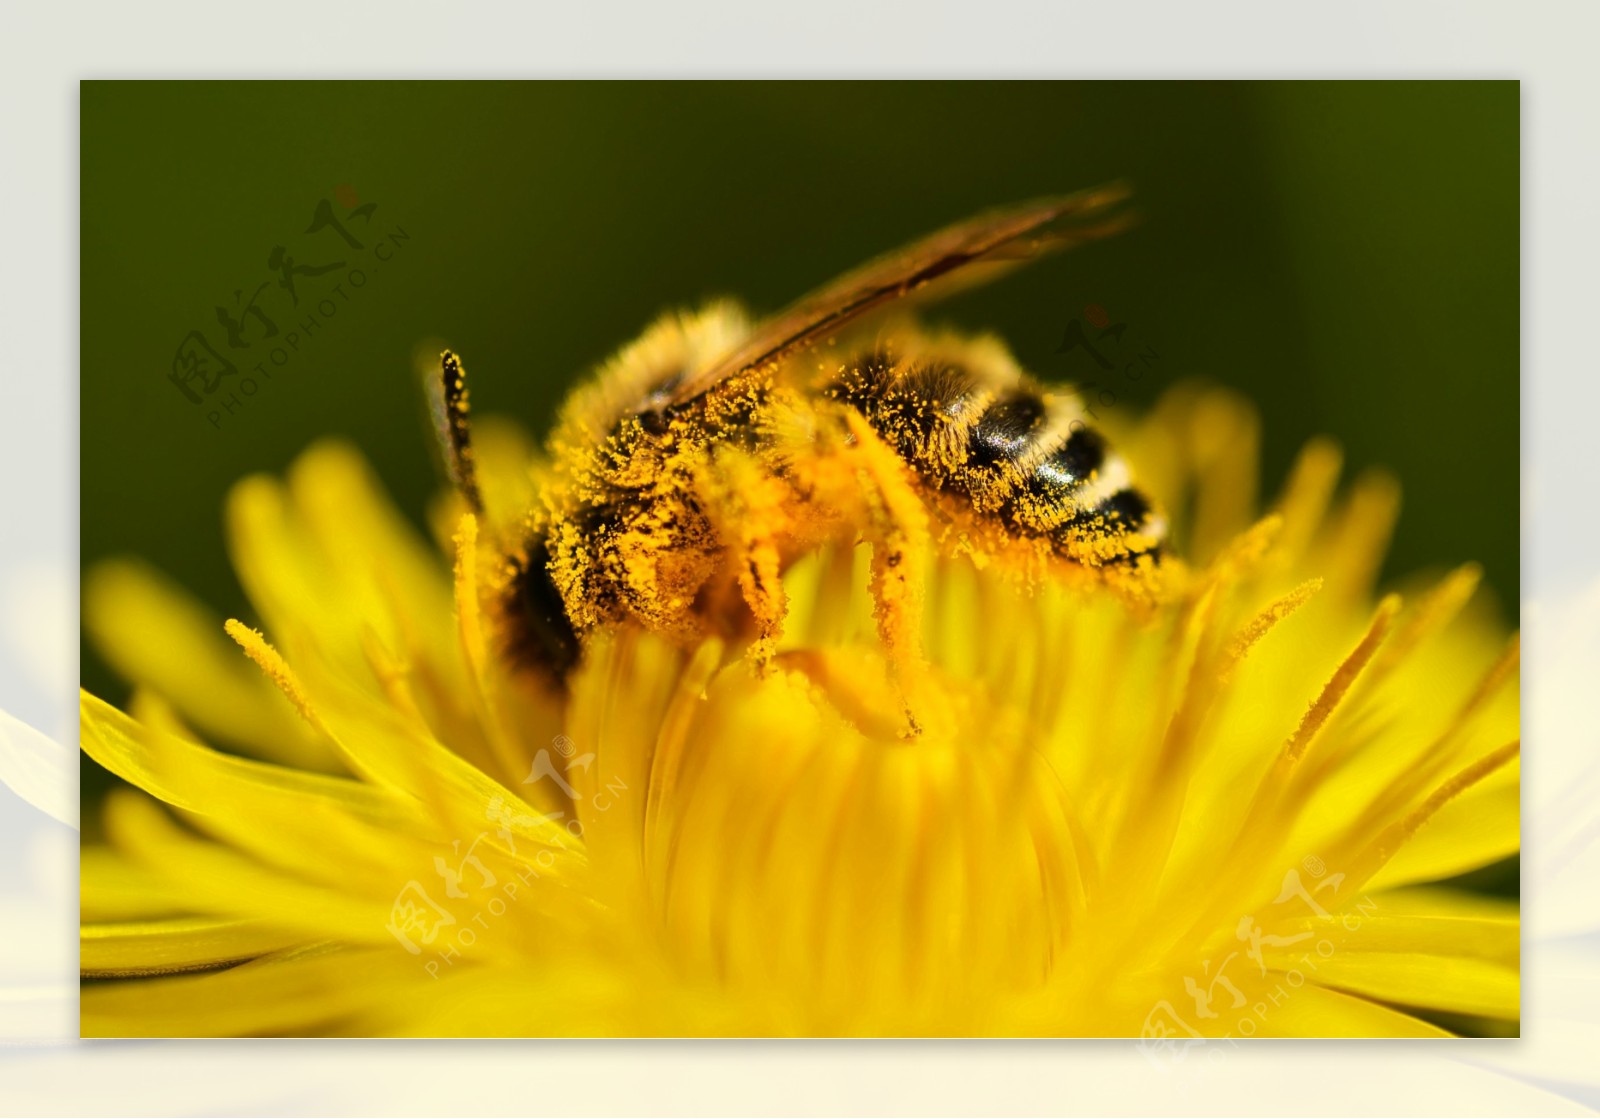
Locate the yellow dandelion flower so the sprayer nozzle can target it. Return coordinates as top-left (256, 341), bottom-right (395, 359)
top-left (78, 375), bottom-right (1518, 1038)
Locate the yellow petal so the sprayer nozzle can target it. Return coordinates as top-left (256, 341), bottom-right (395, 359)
top-left (82, 944), bottom-right (417, 1038)
top-left (285, 441), bottom-right (464, 694)
top-left (1261, 885), bottom-right (1517, 963)
top-left (1253, 984), bottom-right (1454, 1038)
top-left (1306, 952), bottom-right (1516, 1020)
top-left (1255, 887), bottom-right (1518, 1021)
top-left (1367, 760), bottom-right (1519, 890)
top-left (467, 413), bottom-right (539, 536)
top-left (1333, 886), bottom-right (1518, 967)
top-left (84, 559), bottom-right (335, 771)
top-left (101, 791), bottom-right (409, 941)
top-left (80, 845), bottom-right (183, 922)
top-left (82, 916), bottom-right (306, 977)
top-left (79, 689), bottom-right (423, 840)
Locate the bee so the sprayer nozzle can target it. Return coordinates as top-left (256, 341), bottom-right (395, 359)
top-left (436, 183), bottom-right (1171, 699)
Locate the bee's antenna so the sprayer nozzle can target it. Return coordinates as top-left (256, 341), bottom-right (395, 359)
top-left (439, 350), bottom-right (483, 513)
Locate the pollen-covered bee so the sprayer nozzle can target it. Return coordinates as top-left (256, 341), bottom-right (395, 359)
top-left (436, 183), bottom-right (1171, 696)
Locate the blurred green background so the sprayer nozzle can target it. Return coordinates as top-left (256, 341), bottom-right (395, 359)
top-left (81, 80), bottom-right (1519, 801)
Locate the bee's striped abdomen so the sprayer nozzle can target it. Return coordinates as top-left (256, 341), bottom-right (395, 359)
top-left (828, 350), bottom-right (1165, 567)
top-left (969, 393), bottom-right (1048, 465)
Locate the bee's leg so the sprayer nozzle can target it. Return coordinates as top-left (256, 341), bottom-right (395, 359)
top-left (836, 410), bottom-right (934, 735)
top-left (739, 536), bottom-right (788, 667)
top-left (695, 447), bottom-right (792, 667)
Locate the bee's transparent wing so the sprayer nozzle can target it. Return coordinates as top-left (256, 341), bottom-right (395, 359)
top-left (665, 181), bottom-right (1137, 407)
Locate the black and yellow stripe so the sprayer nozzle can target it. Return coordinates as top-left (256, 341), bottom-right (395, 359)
top-left (827, 350), bottom-right (1164, 566)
